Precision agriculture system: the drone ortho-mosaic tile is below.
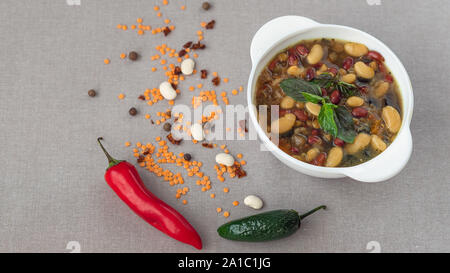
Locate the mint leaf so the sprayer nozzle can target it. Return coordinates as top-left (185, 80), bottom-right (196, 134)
top-left (280, 78), bottom-right (322, 102)
top-left (301, 92), bottom-right (324, 104)
top-left (334, 106), bottom-right (356, 143)
top-left (318, 103), bottom-right (338, 137)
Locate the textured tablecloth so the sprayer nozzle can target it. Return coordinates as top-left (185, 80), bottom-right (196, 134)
top-left (0, 0), bottom-right (449, 253)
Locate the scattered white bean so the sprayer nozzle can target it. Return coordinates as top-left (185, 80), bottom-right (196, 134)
top-left (159, 81), bottom-right (177, 100)
top-left (190, 123), bottom-right (204, 141)
top-left (244, 195), bottom-right (264, 210)
top-left (215, 153), bottom-right (235, 167)
top-left (181, 58), bottom-right (195, 75)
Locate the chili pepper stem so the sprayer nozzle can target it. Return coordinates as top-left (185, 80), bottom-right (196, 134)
top-left (97, 137), bottom-right (123, 169)
top-left (299, 205), bottom-right (327, 220)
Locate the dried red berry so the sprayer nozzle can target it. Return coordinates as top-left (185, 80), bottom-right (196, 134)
top-left (178, 49), bottom-right (187, 57)
top-left (200, 69), bottom-right (208, 79)
top-left (205, 20), bottom-right (215, 29)
top-left (212, 76), bottom-right (220, 86)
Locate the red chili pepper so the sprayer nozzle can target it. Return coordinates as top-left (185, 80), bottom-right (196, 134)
top-left (97, 138), bottom-right (202, 250)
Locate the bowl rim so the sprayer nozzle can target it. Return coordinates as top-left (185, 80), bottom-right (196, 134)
top-left (247, 20), bottom-right (414, 174)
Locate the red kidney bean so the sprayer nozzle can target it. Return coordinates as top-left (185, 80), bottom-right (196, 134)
top-left (342, 57), bottom-right (354, 70)
top-left (385, 74), bottom-right (394, 83)
top-left (311, 129), bottom-right (320, 136)
top-left (330, 90), bottom-right (341, 104)
top-left (367, 50), bottom-right (385, 62)
top-left (358, 86), bottom-right (368, 94)
top-left (293, 109), bottom-right (308, 121)
top-left (268, 59), bottom-right (278, 71)
top-left (352, 107), bottom-right (368, 118)
top-left (291, 147), bottom-right (300, 154)
top-left (288, 55), bottom-right (298, 66)
top-left (377, 62), bottom-right (386, 74)
top-left (279, 109), bottom-right (291, 117)
top-left (334, 138), bottom-right (344, 147)
top-left (312, 152), bottom-right (327, 166)
top-left (308, 135), bottom-right (321, 145)
top-left (328, 67), bottom-right (338, 76)
top-left (321, 88), bottom-right (327, 96)
top-left (296, 44), bottom-right (309, 56)
top-left (305, 67), bottom-right (315, 81)
top-left (313, 62), bottom-right (323, 69)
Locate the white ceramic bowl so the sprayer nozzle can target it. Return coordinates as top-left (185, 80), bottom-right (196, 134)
top-left (247, 16), bottom-right (413, 183)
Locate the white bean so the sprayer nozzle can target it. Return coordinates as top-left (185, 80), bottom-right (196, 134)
top-left (181, 58), bottom-right (195, 75)
top-left (305, 102), bottom-right (321, 116)
top-left (326, 147), bottom-right (343, 167)
top-left (280, 96), bottom-right (295, 109)
top-left (345, 133), bottom-right (371, 155)
top-left (341, 73), bottom-right (356, 84)
top-left (374, 81), bottom-right (390, 98)
top-left (159, 81), bottom-right (177, 100)
top-left (190, 123), bottom-right (204, 141)
top-left (344, 42), bottom-right (369, 57)
top-left (215, 153), bottom-right (235, 167)
top-left (354, 61), bottom-right (375, 79)
top-left (346, 96), bottom-right (364, 107)
top-left (306, 148), bottom-right (320, 162)
top-left (287, 65), bottom-right (304, 77)
top-left (270, 113), bottom-right (296, 134)
top-left (244, 195), bottom-right (264, 210)
top-left (371, 135), bottom-right (387, 152)
top-left (382, 106), bottom-right (401, 133)
top-left (307, 44), bottom-right (324, 65)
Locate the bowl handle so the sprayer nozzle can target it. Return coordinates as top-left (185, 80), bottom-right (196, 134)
top-left (342, 128), bottom-right (413, 183)
top-left (250, 16), bottom-right (319, 64)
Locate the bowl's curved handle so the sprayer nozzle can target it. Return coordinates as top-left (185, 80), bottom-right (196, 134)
top-left (250, 16), bottom-right (319, 64)
top-left (342, 128), bottom-right (413, 183)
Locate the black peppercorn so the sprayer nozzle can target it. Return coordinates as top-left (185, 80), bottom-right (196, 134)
top-left (88, 89), bottom-right (96, 97)
top-left (202, 2), bottom-right (210, 10)
top-left (128, 51), bottom-right (138, 61)
top-left (163, 123), bottom-right (172, 132)
top-left (183, 153), bottom-right (192, 161)
top-left (129, 107), bottom-right (137, 116)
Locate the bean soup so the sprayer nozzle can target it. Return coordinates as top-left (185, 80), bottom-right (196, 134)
top-left (255, 39), bottom-right (402, 167)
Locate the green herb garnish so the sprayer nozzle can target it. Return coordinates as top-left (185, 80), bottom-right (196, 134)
top-left (280, 78), bottom-right (356, 143)
top-left (313, 73), bottom-right (359, 97)
top-left (280, 78), bottom-right (322, 102)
